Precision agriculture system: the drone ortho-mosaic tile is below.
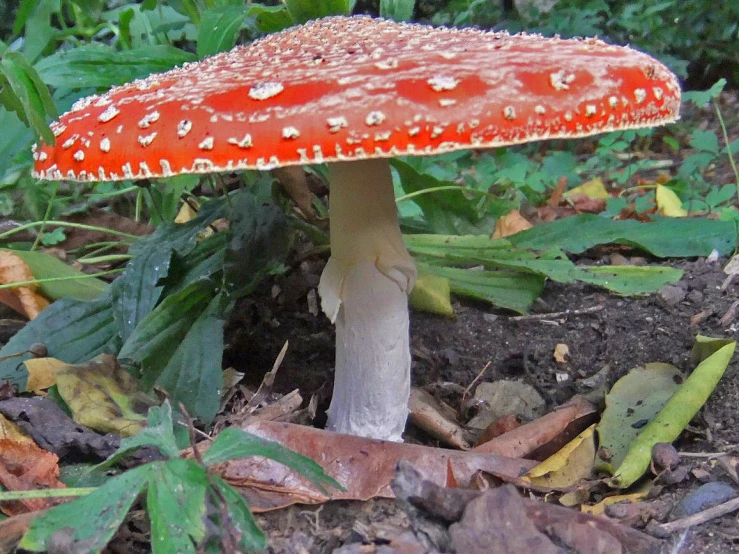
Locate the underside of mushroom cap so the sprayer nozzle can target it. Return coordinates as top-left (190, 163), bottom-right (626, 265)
top-left (33, 16), bottom-right (680, 183)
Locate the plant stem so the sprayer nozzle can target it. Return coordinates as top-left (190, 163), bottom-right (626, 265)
top-left (0, 269), bottom-right (121, 291)
top-left (713, 101), bottom-right (739, 200)
top-left (395, 185), bottom-right (497, 204)
top-left (31, 183), bottom-right (59, 251)
top-left (0, 487), bottom-right (96, 501)
top-left (0, 221), bottom-right (140, 242)
top-left (76, 254), bottom-right (133, 264)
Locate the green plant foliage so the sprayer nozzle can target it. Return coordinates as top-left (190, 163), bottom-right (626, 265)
top-left (20, 401), bottom-right (340, 553)
top-left (380, 0), bottom-right (415, 21)
top-left (197, 6), bottom-right (250, 57)
top-left (282, 0), bottom-right (355, 23)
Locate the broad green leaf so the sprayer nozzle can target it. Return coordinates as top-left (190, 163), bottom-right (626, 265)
top-left (20, 464), bottom-right (151, 552)
top-left (18, 0), bottom-right (58, 63)
top-left (508, 214), bottom-right (736, 257)
top-left (0, 287), bottom-right (121, 388)
top-left (7, 248), bottom-right (108, 301)
top-left (96, 401), bottom-right (180, 470)
top-left (210, 475), bottom-right (266, 552)
top-left (197, 6), bottom-right (249, 58)
top-left (155, 293), bottom-right (228, 423)
top-left (0, 107), bottom-right (34, 179)
top-left (202, 427), bottom-right (341, 494)
top-left (225, 191), bottom-right (290, 298)
top-left (419, 263), bottom-right (544, 314)
top-left (595, 362), bottom-right (683, 474)
top-left (147, 459), bottom-right (208, 554)
top-left (35, 44), bottom-right (197, 90)
top-left (282, 0), bottom-right (354, 23)
top-left (393, 159), bottom-right (491, 235)
top-left (579, 265), bottom-right (683, 295)
top-left (115, 199), bottom-right (227, 341)
top-left (610, 338), bottom-right (736, 488)
top-left (380, 0), bottom-right (415, 20)
top-left (1, 52), bottom-right (57, 144)
top-left (247, 3), bottom-right (293, 33)
top-left (118, 279), bottom-right (218, 386)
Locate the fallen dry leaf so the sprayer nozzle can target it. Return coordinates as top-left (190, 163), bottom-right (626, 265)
top-left (409, 388), bottom-right (470, 450)
top-left (473, 396), bottom-right (597, 460)
top-left (0, 415), bottom-right (33, 444)
top-left (0, 509), bottom-right (46, 552)
top-left (0, 440), bottom-right (65, 516)
top-left (199, 420), bottom-right (537, 512)
top-left (491, 210), bottom-right (533, 238)
top-left (564, 177), bottom-right (610, 201)
top-left (524, 425), bottom-right (596, 490)
top-left (554, 343), bottom-right (570, 364)
top-left (23, 358), bottom-right (66, 394)
top-left (655, 184), bottom-right (688, 217)
top-left (55, 354), bottom-right (156, 436)
top-left (0, 251), bottom-right (49, 319)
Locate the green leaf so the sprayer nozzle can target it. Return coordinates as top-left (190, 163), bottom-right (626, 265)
top-left (682, 79), bottom-right (726, 108)
top-left (210, 475), bottom-right (266, 552)
top-left (96, 401), bottom-right (180, 470)
top-left (508, 214), bottom-right (737, 257)
top-left (224, 191), bottom-right (290, 298)
top-left (380, 0), bottom-right (415, 20)
top-left (7, 248), bottom-right (108, 301)
top-left (247, 3), bottom-right (293, 33)
top-left (202, 427), bottom-right (341, 494)
top-left (35, 44), bottom-right (197, 90)
top-left (155, 293), bottom-right (228, 423)
top-left (418, 263), bottom-right (544, 314)
top-left (118, 279), bottom-right (218, 388)
top-left (578, 265), bottom-right (683, 295)
top-left (393, 159), bottom-right (490, 235)
top-left (689, 130), bottom-right (720, 155)
top-left (19, 464), bottom-right (151, 552)
top-left (0, 288), bottom-right (121, 388)
top-left (115, 199), bottom-right (227, 341)
top-left (1, 51), bottom-right (57, 144)
top-left (595, 362), bottom-right (683, 474)
top-left (610, 338), bottom-right (735, 488)
top-left (147, 459), bottom-right (208, 554)
top-left (197, 6), bottom-right (249, 58)
top-left (0, 107), bottom-right (34, 180)
top-left (282, 0), bottom-right (354, 23)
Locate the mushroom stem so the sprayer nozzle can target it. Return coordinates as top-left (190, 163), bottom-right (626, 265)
top-left (319, 159), bottom-right (417, 441)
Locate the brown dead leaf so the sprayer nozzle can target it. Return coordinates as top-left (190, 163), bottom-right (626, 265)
top-left (0, 251), bottom-right (49, 319)
top-left (0, 440), bottom-right (65, 516)
top-left (0, 509), bottom-right (46, 552)
top-left (491, 210), bottom-right (533, 238)
top-left (0, 415), bottom-right (33, 444)
top-left (548, 177), bottom-right (568, 207)
top-left (473, 396), bottom-right (597, 461)
top-left (474, 414), bottom-right (521, 447)
top-left (199, 420), bottom-right (537, 512)
top-left (553, 343), bottom-right (570, 364)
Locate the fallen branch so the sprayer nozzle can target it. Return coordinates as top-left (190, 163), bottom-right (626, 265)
top-left (649, 495), bottom-right (739, 538)
top-left (508, 304), bottom-right (604, 322)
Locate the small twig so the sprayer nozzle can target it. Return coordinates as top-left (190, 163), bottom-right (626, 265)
top-left (246, 340), bottom-right (289, 411)
top-left (678, 451), bottom-right (728, 459)
top-left (462, 361), bottom-right (491, 401)
top-left (719, 300), bottom-right (739, 327)
top-left (509, 304), bottom-right (604, 322)
top-left (650, 495), bottom-right (739, 538)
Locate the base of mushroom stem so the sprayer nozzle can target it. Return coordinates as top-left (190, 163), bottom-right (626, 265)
top-left (325, 260), bottom-right (411, 442)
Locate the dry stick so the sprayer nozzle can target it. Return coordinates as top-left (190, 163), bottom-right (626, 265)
top-left (246, 340), bottom-right (289, 411)
top-left (650, 496), bottom-right (739, 538)
top-left (508, 304), bottom-right (604, 322)
top-left (462, 361), bottom-right (491, 401)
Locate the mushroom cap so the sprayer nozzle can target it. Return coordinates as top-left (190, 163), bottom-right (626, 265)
top-left (33, 16), bottom-right (680, 182)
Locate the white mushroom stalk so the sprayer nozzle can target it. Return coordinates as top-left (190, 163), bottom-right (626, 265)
top-left (318, 159), bottom-right (417, 441)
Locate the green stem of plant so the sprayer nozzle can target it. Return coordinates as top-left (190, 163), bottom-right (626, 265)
top-left (76, 254), bottom-right (133, 264)
top-left (0, 269), bottom-right (122, 291)
top-left (89, 185), bottom-right (139, 199)
top-left (0, 221), bottom-right (140, 242)
top-left (31, 183), bottom-right (59, 252)
top-left (395, 185), bottom-right (497, 204)
top-left (713, 101), bottom-right (739, 199)
top-left (0, 487), bottom-right (96, 501)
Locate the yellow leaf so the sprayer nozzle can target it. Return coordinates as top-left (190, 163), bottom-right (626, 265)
top-left (0, 250), bottom-right (50, 319)
top-left (524, 424), bottom-right (596, 488)
top-left (409, 272), bottom-right (454, 317)
top-left (492, 210), bottom-right (533, 238)
top-left (55, 354), bottom-right (157, 436)
top-left (564, 177), bottom-right (610, 200)
top-left (0, 414), bottom-right (33, 444)
top-left (582, 489), bottom-right (651, 516)
top-left (23, 357), bottom-right (66, 394)
top-left (175, 201), bottom-right (198, 223)
top-left (655, 184), bottom-right (687, 217)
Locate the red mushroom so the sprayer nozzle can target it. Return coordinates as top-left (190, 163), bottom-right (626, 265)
top-left (33, 16), bottom-right (680, 440)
